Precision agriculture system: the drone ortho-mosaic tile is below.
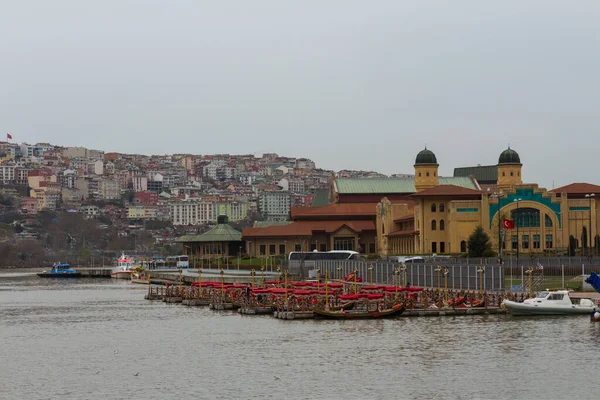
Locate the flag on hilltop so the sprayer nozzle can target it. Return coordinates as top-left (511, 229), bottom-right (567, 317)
top-left (6, 133), bottom-right (12, 140)
top-left (503, 218), bottom-right (515, 229)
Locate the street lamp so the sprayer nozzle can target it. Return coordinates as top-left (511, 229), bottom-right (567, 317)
top-left (513, 198), bottom-right (522, 264)
top-left (585, 193), bottom-right (595, 257)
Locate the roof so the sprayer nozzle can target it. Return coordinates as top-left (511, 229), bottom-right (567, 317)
top-left (386, 229), bottom-right (419, 237)
top-left (290, 203), bottom-right (376, 219)
top-left (253, 221), bottom-right (294, 228)
top-left (393, 214), bottom-right (414, 223)
top-left (550, 183), bottom-right (600, 196)
top-left (453, 165), bottom-right (498, 183)
top-left (410, 185), bottom-right (483, 198)
top-left (242, 220), bottom-right (375, 238)
top-left (176, 222), bottom-right (242, 243)
top-left (335, 177), bottom-right (478, 194)
top-left (498, 147), bottom-right (521, 165)
top-left (415, 148), bottom-right (438, 165)
top-left (311, 189), bottom-right (330, 207)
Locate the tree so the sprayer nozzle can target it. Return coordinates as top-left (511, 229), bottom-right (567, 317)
top-left (467, 225), bottom-right (494, 257)
top-left (568, 235), bottom-right (577, 257)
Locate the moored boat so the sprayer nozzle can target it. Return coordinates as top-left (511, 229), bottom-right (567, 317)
top-left (503, 290), bottom-right (596, 316)
top-left (314, 303), bottom-right (405, 319)
top-left (111, 254), bottom-right (135, 279)
top-left (37, 263), bottom-right (81, 278)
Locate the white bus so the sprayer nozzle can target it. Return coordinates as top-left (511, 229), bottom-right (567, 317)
top-left (288, 250), bottom-right (361, 261)
top-left (166, 255), bottom-right (190, 269)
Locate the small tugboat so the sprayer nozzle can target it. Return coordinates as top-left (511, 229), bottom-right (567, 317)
top-left (111, 254), bottom-right (135, 279)
top-left (37, 263), bottom-right (81, 278)
top-left (503, 290), bottom-right (596, 316)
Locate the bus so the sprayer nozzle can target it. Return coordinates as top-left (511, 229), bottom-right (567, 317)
top-left (166, 255), bottom-right (190, 269)
top-left (288, 250), bottom-right (361, 261)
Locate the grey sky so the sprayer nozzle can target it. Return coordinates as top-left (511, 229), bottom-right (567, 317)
top-left (1, 1), bottom-right (599, 189)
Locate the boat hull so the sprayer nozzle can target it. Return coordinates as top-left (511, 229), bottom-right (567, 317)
top-left (110, 271), bottom-right (132, 279)
top-left (37, 272), bottom-right (82, 278)
top-left (503, 300), bottom-right (595, 316)
top-left (314, 305), bottom-right (405, 320)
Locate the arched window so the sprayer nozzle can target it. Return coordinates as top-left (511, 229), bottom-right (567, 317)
top-left (419, 172), bottom-right (422, 177)
top-left (510, 171), bottom-right (514, 176)
top-left (440, 219), bottom-right (445, 231)
top-left (460, 240), bottom-right (467, 253)
top-left (426, 172), bottom-right (430, 177)
top-left (431, 203), bottom-right (436, 212)
top-left (439, 203), bottom-right (445, 212)
top-left (502, 172), bottom-right (505, 176)
top-left (545, 214), bottom-right (553, 227)
top-left (431, 220), bottom-right (437, 231)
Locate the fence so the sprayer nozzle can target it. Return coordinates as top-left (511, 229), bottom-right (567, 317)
top-left (286, 260), bottom-right (505, 292)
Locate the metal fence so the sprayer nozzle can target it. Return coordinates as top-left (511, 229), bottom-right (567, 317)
top-left (287, 260), bottom-right (505, 292)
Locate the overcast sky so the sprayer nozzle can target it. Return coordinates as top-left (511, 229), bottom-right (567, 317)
top-left (1, 1), bottom-right (599, 189)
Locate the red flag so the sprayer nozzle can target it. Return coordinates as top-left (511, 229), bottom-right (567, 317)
top-left (6, 133), bottom-right (12, 140)
top-left (503, 218), bottom-right (515, 229)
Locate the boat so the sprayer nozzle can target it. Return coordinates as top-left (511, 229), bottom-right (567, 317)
top-left (111, 254), bottom-right (135, 279)
top-left (503, 290), bottom-right (596, 316)
top-left (130, 267), bottom-right (150, 284)
top-left (313, 303), bottom-right (405, 319)
top-left (37, 263), bottom-right (81, 278)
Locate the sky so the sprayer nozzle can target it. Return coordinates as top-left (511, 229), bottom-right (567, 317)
top-left (1, 1), bottom-right (599, 189)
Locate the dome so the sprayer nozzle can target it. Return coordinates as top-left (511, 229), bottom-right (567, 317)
top-left (498, 147), bottom-right (521, 165)
top-left (415, 148), bottom-right (438, 165)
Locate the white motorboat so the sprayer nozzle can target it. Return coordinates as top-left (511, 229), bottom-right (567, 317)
top-left (110, 254), bottom-right (135, 279)
top-left (503, 290), bottom-right (597, 316)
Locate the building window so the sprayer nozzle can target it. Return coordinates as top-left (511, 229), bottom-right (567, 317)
top-left (533, 235), bottom-right (540, 249)
top-left (260, 245), bottom-right (266, 255)
top-left (545, 214), bottom-right (553, 227)
top-left (419, 172), bottom-right (422, 177)
top-left (439, 203), bottom-right (445, 212)
top-left (279, 244), bottom-right (286, 255)
top-left (546, 234), bottom-right (553, 249)
top-left (502, 172), bottom-right (505, 176)
top-left (522, 235), bottom-right (529, 249)
top-left (295, 244), bottom-right (302, 252)
top-left (440, 242), bottom-right (445, 253)
top-left (433, 172), bottom-right (436, 177)
top-left (310, 243), bottom-right (317, 251)
top-left (439, 219), bottom-right (445, 231)
top-left (426, 172), bottom-right (430, 177)
top-left (269, 244), bottom-right (276, 255)
top-left (319, 243), bottom-right (326, 252)
top-left (431, 220), bottom-right (437, 231)
top-left (334, 237), bottom-right (353, 251)
top-left (510, 171), bottom-right (514, 176)
top-left (460, 240), bottom-right (467, 253)
top-left (512, 235), bottom-right (518, 250)
top-left (369, 243), bottom-right (376, 254)
top-left (431, 242), bottom-right (437, 253)
top-left (431, 203), bottom-right (436, 212)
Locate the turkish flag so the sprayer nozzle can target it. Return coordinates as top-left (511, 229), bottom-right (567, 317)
top-left (503, 218), bottom-right (515, 229)
top-left (6, 133), bottom-right (12, 140)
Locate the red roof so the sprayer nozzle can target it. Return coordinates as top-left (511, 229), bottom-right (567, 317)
top-left (410, 185), bottom-right (482, 198)
top-left (386, 229), bottom-right (419, 237)
top-left (550, 183), bottom-right (600, 197)
top-left (242, 220), bottom-right (375, 238)
top-left (393, 214), bottom-right (414, 223)
top-left (291, 203), bottom-right (376, 220)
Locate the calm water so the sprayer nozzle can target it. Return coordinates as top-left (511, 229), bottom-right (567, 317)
top-left (1, 272), bottom-right (600, 400)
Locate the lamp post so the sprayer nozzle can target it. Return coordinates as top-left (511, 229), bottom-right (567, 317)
top-left (251, 268), bottom-right (255, 289)
top-left (443, 267), bottom-right (449, 304)
top-left (261, 265), bottom-right (265, 287)
top-left (337, 265), bottom-right (342, 281)
top-left (477, 266), bottom-right (485, 295)
top-left (316, 267), bottom-right (321, 290)
top-left (220, 268), bottom-right (224, 298)
top-left (513, 198), bottom-right (522, 264)
top-left (394, 267), bottom-right (399, 302)
top-left (353, 267), bottom-right (358, 294)
top-left (197, 265), bottom-right (202, 298)
top-left (586, 193), bottom-right (595, 258)
top-left (434, 265), bottom-right (441, 293)
top-left (400, 264), bottom-right (407, 288)
top-left (284, 269), bottom-right (289, 302)
top-left (324, 270), bottom-right (329, 310)
top-left (525, 267), bottom-right (534, 298)
top-left (277, 266), bottom-right (281, 286)
top-left (368, 265), bottom-right (374, 285)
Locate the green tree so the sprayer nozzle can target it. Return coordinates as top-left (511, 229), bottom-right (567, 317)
top-left (467, 225), bottom-right (494, 257)
top-left (568, 235), bottom-right (577, 256)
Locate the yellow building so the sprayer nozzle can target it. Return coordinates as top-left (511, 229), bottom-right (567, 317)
top-left (374, 147), bottom-right (600, 256)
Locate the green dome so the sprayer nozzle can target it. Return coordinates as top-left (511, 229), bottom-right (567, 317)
top-left (415, 148), bottom-right (438, 165)
top-left (498, 147), bottom-right (521, 165)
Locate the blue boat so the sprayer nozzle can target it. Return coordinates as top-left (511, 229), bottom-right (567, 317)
top-left (37, 263), bottom-right (81, 278)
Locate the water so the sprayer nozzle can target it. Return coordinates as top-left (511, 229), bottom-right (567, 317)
top-left (1, 272), bottom-right (599, 400)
